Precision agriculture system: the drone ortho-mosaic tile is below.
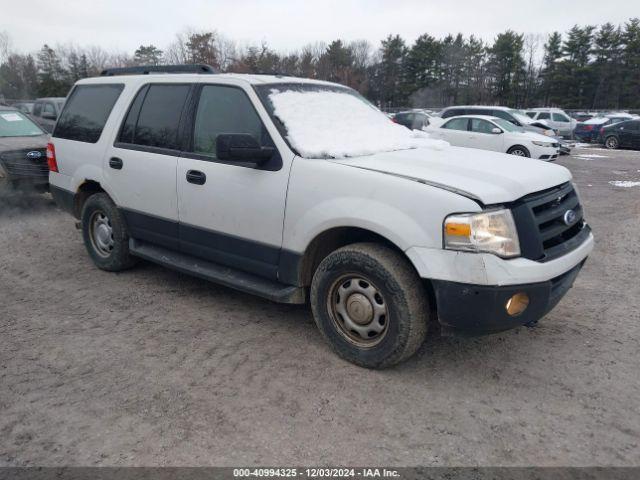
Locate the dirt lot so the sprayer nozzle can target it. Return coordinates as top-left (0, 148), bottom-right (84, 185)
top-left (1, 146), bottom-right (639, 467)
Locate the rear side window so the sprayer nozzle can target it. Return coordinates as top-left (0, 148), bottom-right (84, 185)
top-left (118, 84), bottom-right (190, 151)
top-left (442, 108), bottom-right (464, 119)
top-left (442, 118), bottom-right (469, 131)
top-left (537, 112), bottom-right (551, 120)
top-left (54, 85), bottom-right (123, 143)
top-left (552, 113), bottom-right (570, 122)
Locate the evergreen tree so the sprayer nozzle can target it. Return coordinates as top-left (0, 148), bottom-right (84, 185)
top-left (540, 32), bottom-right (563, 105)
top-left (487, 31), bottom-right (525, 106)
top-left (133, 45), bottom-right (164, 65)
top-left (36, 44), bottom-right (69, 96)
top-left (621, 18), bottom-right (640, 108)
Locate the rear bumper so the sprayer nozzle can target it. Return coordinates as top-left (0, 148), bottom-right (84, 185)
top-left (433, 260), bottom-right (585, 335)
top-left (50, 184), bottom-right (76, 216)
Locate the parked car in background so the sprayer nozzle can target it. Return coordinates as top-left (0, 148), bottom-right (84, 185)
top-left (427, 115), bottom-right (560, 160)
top-left (574, 115), bottom-right (632, 142)
top-left (13, 101), bottom-right (35, 115)
top-left (440, 106), bottom-right (556, 135)
top-left (568, 112), bottom-right (596, 122)
top-left (0, 107), bottom-right (50, 190)
top-left (598, 119), bottom-right (640, 149)
top-left (392, 110), bottom-right (432, 130)
top-left (525, 108), bottom-right (576, 137)
top-left (32, 97), bottom-right (66, 133)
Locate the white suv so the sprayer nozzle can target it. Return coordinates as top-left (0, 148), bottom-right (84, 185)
top-left (48, 65), bottom-right (594, 368)
top-left (526, 108), bottom-right (577, 137)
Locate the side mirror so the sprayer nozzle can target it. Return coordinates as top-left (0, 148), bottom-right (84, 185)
top-left (491, 127), bottom-right (503, 134)
top-left (41, 112), bottom-right (57, 120)
top-left (216, 134), bottom-right (275, 165)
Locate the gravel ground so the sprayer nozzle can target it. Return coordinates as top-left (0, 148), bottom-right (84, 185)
top-left (1, 146), bottom-right (639, 467)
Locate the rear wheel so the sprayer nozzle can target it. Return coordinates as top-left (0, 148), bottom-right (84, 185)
top-left (507, 145), bottom-right (530, 157)
top-left (310, 243), bottom-right (429, 368)
top-left (605, 135), bottom-right (619, 149)
top-left (81, 193), bottom-right (137, 271)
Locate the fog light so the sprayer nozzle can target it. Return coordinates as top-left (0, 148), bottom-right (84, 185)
top-left (505, 293), bottom-right (529, 316)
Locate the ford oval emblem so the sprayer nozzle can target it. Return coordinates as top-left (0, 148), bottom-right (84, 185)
top-left (563, 209), bottom-right (577, 226)
top-left (26, 150), bottom-right (42, 159)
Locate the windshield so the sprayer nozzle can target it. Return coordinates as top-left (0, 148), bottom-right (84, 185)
top-left (493, 118), bottom-right (522, 132)
top-left (255, 83), bottom-right (445, 158)
top-left (508, 109), bottom-right (533, 125)
top-left (0, 111), bottom-right (44, 137)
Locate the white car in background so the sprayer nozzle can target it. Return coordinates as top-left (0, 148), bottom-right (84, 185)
top-left (428, 115), bottom-right (560, 160)
top-left (525, 108), bottom-right (577, 137)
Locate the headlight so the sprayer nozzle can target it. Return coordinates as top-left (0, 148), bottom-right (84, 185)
top-left (543, 129), bottom-right (555, 137)
top-left (444, 209), bottom-right (520, 258)
top-left (532, 140), bottom-right (554, 147)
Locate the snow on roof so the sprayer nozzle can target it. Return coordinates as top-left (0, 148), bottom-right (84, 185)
top-left (269, 89), bottom-right (448, 158)
top-left (583, 117), bottom-right (610, 125)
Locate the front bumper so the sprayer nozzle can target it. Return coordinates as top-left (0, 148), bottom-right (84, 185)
top-left (433, 260), bottom-right (586, 335)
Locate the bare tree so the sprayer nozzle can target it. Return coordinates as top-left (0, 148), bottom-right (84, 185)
top-left (0, 31), bottom-right (11, 64)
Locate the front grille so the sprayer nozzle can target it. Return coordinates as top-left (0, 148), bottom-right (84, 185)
top-left (512, 182), bottom-right (589, 262)
top-left (0, 148), bottom-right (48, 178)
top-left (551, 142), bottom-right (559, 148)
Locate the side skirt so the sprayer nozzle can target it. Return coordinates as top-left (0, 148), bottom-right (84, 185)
top-left (129, 238), bottom-right (306, 304)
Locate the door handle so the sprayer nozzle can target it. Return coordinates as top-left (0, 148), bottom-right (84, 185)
top-left (186, 170), bottom-right (206, 185)
top-left (109, 157), bottom-right (123, 170)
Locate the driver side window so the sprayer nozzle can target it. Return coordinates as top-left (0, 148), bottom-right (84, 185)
top-left (192, 85), bottom-right (271, 158)
top-left (471, 119), bottom-right (495, 134)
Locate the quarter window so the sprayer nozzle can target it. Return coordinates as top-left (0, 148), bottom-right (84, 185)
top-left (191, 85), bottom-right (271, 158)
top-left (53, 84), bottom-right (124, 143)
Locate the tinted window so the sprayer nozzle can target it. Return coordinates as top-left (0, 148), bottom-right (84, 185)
top-left (442, 118), bottom-right (469, 131)
top-left (54, 85), bottom-right (124, 143)
top-left (552, 113), bottom-right (570, 122)
top-left (43, 103), bottom-right (55, 116)
top-left (470, 108), bottom-right (492, 116)
top-left (125, 84), bottom-right (190, 150)
top-left (33, 102), bottom-right (42, 117)
top-left (471, 118), bottom-right (495, 134)
top-left (491, 110), bottom-right (514, 122)
top-left (525, 112), bottom-right (536, 118)
top-left (442, 108), bottom-right (464, 119)
top-left (192, 85), bottom-right (270, 157)
top-left (537, 112), bottom-right (551, 120)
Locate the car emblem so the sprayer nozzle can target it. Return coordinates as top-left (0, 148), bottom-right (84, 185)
top-left (26, 150), bottom-right (42, 159)
top-left (563, 209), bottom-right (577, 226)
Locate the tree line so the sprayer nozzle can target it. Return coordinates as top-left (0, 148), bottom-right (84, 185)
top-left (1, 19), bottom-right (639, 110)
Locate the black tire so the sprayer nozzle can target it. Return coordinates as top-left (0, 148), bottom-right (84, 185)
top-left (605, 135), bottom-right (619, 150)
top-left (310, 243), bottom-right (429, 368)
top-left (80, 193), bottom-right (137, 271)
top-left (507, 145), bottom-right (530, 157)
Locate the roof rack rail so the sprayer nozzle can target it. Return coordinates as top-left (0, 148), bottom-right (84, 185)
top-left (100, 64), bottom-right (218, 76)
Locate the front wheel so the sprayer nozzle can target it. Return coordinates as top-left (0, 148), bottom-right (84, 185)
top-left (507, 145), bottom-right (530, 157)
top-left (605, 136), bottom-right (619, 150)
top-left (310, 243), bottom-right (430, 368)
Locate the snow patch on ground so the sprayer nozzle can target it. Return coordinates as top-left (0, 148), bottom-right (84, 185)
top-left (574, 154), bottom-right (609, 160)
top-left (609, 181), bottom-right (640, 188)
top-left (269, 90), bottom-right (448, 158)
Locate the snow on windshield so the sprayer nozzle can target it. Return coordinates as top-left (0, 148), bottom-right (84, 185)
top-left (268, 89), bottom-right (448, 158)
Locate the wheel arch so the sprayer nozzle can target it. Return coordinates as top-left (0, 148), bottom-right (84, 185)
top-left (281, 226), bottom-right (420, 288)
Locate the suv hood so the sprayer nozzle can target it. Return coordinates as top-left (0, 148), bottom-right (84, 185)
top-left (331, 146), bottom-right (571, 205)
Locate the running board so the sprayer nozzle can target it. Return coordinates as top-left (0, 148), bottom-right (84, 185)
top-left (129, 239), bottom-right (306, 304)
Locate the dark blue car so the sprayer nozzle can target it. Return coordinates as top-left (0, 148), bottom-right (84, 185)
top-left (574, 116), bottom-right (632, 142)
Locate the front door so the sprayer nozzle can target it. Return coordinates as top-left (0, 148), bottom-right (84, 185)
top-left (177, 84), bottom-right (291, 280)
top-left (468, 118), bottom-right (504, 153)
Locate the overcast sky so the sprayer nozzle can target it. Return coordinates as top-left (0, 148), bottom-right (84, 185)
top-left (3, 0), bottom-right (637, 54)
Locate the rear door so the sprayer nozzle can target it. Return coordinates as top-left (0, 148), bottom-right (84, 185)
top-left (551, 112), bottom-right (572, 135)
top-left (436, 118), bottom-right (470, 146)
top-left (104, 83), bottom-right (191, 250)
top-left (176, 83), bottom-right (291, 280)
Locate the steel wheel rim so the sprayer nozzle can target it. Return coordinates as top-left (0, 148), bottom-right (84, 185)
top-left (606, 137), bottom-right (617, 149)
top-left (327, 274), bottom-right (389, 347)
top-left (89, 210), bottom-right (114, 258)
top-left (511, 149), bottom-right (527, 156)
